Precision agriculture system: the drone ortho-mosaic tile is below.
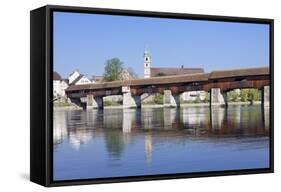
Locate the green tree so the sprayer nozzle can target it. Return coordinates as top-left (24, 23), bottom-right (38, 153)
top-left (204, 92), bottom-right (210, 103)
top-left (248, 89), bottom-right (261, 102)
top-left (153, 93), bottom-right (163, 104)
top-left (194, 94), bottom-right (201, 103)
top-left (240, 89), bottom-right (261, 102)
top-left (228, 90), bottom-right (240, 102)
top-left (240, 89), bottom-right (249, 102)
top-left (103, 58), bottom-right (124, 81)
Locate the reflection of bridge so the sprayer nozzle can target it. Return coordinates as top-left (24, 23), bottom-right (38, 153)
top-left (53, 107), bottom-right (269, 153)
top-left (65, 67), bottom-right (270, 109)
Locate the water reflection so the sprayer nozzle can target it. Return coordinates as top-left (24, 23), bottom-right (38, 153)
top-left (53, 105), bottom-right (270, 180)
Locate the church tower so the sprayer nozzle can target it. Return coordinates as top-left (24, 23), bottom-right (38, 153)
top-left (144, 49), bottom-right (151, 78)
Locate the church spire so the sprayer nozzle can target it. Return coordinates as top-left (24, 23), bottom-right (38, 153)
top-left (144, 44), bottom-right (150, 54)
top-left (144, 47), bottom-right (151, 78)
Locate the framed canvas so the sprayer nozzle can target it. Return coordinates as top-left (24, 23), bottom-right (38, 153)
top-left (30, 5), bottom-right (274, 187)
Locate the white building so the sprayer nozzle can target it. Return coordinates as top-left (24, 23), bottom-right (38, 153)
top-left (68, 70), bottom-right (92, 85)
top-left (53, 72), bottom-right (68, 98)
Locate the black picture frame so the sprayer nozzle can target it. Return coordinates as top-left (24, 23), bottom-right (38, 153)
top-left (30, 4), bottom-right (274, 187)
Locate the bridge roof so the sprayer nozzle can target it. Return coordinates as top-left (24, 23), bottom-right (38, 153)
top-left (209, 67), bottom-right (269, 79)
top-left (66, 67), bottom-right (269, 92)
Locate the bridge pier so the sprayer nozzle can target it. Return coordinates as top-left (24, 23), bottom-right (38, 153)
top-left (69, 98), bottom-right (85, 109)
top-left (262, 86), bottom-right (270, 107)
top-left (123, 92), bottom-right (141, 108)
top-left (163, 90), bottom-right (180, 107)
top-left (122, 86), bottom-right (141, 108)
top-left (81, 95), bottom-right (103, 109)
top-left (210, 88), bottom-right (227, 106)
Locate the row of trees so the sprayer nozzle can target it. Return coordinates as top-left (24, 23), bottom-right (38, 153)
top-left (187, 89), bottom-right (261, 103)
top-left (227, 89), bottom-right (261, 102)
top-left (179, 90), bottom-right (261, 104)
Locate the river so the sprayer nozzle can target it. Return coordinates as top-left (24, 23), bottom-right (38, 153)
top-left (53, 105), bottom-right (270, 181)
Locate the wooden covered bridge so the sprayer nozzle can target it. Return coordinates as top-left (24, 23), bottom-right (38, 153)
top-left (65, 67), bottom-right (270, 109)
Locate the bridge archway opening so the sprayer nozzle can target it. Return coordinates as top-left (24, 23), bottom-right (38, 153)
top-left (141, 92), bottom-right (164, 106)
top-left (180, 90), bottom-right (209, 105)
top-left (103, 95), bottom-right (123, 107)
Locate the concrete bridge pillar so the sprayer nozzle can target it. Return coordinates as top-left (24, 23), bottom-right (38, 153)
top-left (262, 86), bottom-right (270, 107)
top-left (163, 90), bottom-right (180, 107)
top-left (122, 86), bottom-right (141, 108)
top-left (92, 96), bottom-right (104, 109)
top-left (69, 98), bottom-right (85, 109)
top-left (123, 93), bottom-right (141, 108)
top-left (81, 95), bottom-right (103, 109)
top-left (210, 88), bottom-right (227, 106)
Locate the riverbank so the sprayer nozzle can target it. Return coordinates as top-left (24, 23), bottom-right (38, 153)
top-left (53, 102), bottom-right (81, 110)
top-left (54, 101), bottom-right (262, 110)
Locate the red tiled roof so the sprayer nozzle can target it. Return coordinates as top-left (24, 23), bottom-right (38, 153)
top-left (150, 67), bottom-right (204, 77)
top-left (92, 76), bottom-right (104, 82)
top-left (53, 71), bottom-right (61, 80)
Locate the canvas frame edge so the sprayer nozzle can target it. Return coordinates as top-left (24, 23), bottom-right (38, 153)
top-left (30, 4), bottom-right (274, 187)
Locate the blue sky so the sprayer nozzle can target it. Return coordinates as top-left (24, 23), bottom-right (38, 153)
top-left (53, 12), bottom-right (269, 78)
